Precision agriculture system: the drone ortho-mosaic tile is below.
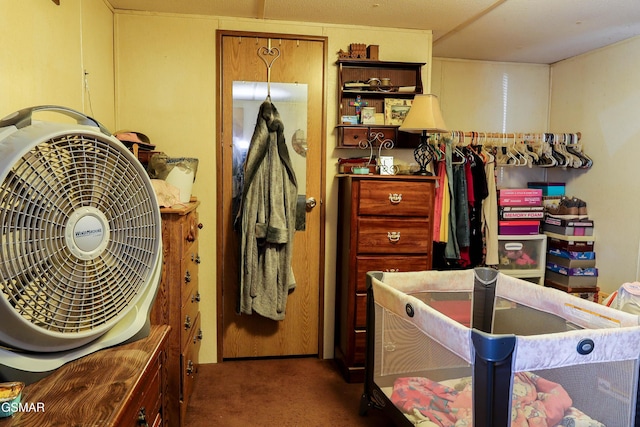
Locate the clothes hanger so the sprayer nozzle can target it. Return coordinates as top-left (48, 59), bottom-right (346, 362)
top-left (451, 132), bottom-right (467, 165)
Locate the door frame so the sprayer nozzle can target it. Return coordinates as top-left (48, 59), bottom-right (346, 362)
top-left (215, 30), bottom-right (327, 361)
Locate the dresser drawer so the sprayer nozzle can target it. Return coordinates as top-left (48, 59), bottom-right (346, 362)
top-left (341, 126), bottom-right (395, 147)
top-left (358, 180), bottom-right (434, 217)
top-left (111, 333), bottom-right (165, 427)
top-left (123, 366), bottom-right (162, 427)
top-left (355, 255), bottom-right (431, 292)
top-left (180, 313), bottom-right (202, 421)
top-left (356, 218), bottom-right (431, 254)
top-left (181, 288), bottom-right (200, 350)
top-left (182, 210), bottom-right (200, 249)
top-left (180, 254), bottom-right (199, 308)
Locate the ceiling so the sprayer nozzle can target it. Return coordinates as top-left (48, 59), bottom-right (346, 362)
top-left (106, 0), bottom-right (640, 64)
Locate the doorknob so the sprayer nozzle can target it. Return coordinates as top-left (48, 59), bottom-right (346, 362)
top-left (306, 197), bottom-right (317, 211)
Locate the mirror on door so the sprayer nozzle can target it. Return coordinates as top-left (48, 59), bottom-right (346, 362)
top-left (232, 81), bottom-right (308, 230)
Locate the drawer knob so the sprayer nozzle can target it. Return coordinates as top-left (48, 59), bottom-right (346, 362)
top-left (389, 193), bottom-right (403, 204)
top-left (192, 292), bottom-right (201, 303)
top-left (137, 407), bottom-right (149, 427)
top-left (184, 270), bottom-right (191, 284)
top-left (387, 231), bottom-right (401, 242)
top-left (184, 315), bottom-right (192, 330)
top-left (194, 328), bottom-right (203, 344)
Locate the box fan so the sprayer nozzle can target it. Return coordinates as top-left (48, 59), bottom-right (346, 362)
top-left (0, 106), bottom-right (162, 384)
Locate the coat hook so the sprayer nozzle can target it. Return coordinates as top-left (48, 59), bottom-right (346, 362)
top-left (257, 38), bottom-right (281, 98)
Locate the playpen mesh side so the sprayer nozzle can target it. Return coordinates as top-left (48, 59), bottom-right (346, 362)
top-left (373, 302), bottom-right (472, 391)
top-left (519, 360), bottom-right (639, 426)
top-left (370, 270), bottom-right (640, 426)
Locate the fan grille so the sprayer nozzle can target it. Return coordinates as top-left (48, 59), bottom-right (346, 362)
top-left (0, 133), bottom-right (160, 334)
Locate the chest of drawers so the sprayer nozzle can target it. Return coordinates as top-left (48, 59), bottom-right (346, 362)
top-left (335, 175), bottom-right (436, 382)
top-left (151, 201), bottom-right (203, 426)
top-left (0, 325), bottom-right (170, 427)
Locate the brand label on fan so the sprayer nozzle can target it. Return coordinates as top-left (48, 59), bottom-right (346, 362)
top-left (75, 227), bottom-right (104, 238)
top-left (73, 215), bottom-right (105, 252)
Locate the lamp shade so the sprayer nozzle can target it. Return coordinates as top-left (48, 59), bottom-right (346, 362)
top-left (399, 94), bottom-right (448, 134)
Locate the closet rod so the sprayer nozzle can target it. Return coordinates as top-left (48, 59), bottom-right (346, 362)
top-left (449, 131), bottom-right (581, 141)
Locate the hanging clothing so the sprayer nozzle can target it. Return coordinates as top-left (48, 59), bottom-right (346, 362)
top-left (443, 140), bottom-right (460, 260)
top-left (236, 100), bottom-right (298, 321)
top-left (433, 159), bottom-right (446, 242)
top-left (467, 149), bottom-right (489, 266)
top-left (482, 157), bottom-right (499, 265)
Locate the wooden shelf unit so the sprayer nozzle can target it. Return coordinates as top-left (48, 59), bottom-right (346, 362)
top-left (336, 59), bottom-right (425, 149)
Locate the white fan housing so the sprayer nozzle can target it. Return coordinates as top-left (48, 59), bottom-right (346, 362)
top-left (0, 106), bottom-right (162, 382)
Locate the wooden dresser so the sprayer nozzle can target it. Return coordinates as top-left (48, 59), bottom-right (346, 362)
top-left (0, 325), bottom-right (170, 427)
top-left (335, 175), bottom-right (436, 382)
top-left (151, 201), bottom-right (203, 427)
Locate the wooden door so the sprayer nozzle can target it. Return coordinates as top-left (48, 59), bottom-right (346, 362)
top-left (217, 31), bottom-right (326, 359)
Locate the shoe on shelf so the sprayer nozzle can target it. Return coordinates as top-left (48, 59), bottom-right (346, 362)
top-left (572, 197), bottom-right (588, 219)
top-left (546, 196), bottom-right (579, 219)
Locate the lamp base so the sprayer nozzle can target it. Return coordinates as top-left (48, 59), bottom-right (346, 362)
top-left (413, 131), bottom-right (434, 177)
top-left (413, 169), bottom-right (433, 176)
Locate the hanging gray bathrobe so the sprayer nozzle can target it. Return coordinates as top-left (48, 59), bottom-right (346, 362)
top-left (236, 99), bottom-right (298, 321)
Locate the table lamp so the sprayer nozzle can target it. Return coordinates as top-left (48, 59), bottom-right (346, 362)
top-left (399, 94), bottom-right (448, 175)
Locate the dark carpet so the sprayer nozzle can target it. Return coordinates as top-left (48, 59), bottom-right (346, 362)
top-left (185, 357), bottom-right (394, 426)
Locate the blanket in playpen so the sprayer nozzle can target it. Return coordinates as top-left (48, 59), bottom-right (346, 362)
top-left (390, 372), bottom-right (604, 427)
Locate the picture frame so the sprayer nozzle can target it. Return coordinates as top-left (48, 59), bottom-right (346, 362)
top-left (384, 98), bottom-right (412, 126)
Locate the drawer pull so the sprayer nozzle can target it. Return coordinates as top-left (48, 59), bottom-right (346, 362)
top-left (388, 193), bottom-right (403, 204)
top-left (387, 231), bottom-right (401, 242)
top-left (184, 315), bottom-right (192, 330)
top-left (191, 292), bottom-right (201, 303)
top-left (186, 360), bottom-right (194, 376)
top-left (137, 407), bottom-right (149, 427)
top-left (385, 268), bottom-right (399, 272)
top-left (194, 328), bottom-right (203, 344)
top-left (184, 270), bottom-right (191, 284)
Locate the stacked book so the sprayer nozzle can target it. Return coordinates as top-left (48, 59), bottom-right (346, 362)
top-left (543, 217), bottom-right (598, 299)
top-left (498, 188), bottom-right (543, 235)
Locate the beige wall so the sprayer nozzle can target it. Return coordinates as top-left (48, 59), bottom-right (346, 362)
top-left (432, 58), bottom-right (550, 132)
top-left (432, 58), bottom-right (552, 188)
top-left (113, 12), bottom-right (432, 362)
top-left (548, 35), bottom-right (640, 293)
top-left (0, 0), bottom-right (114, 129)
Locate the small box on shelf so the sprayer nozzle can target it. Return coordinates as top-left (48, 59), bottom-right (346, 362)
top-left (527, 182), bottom-right (566, 196)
